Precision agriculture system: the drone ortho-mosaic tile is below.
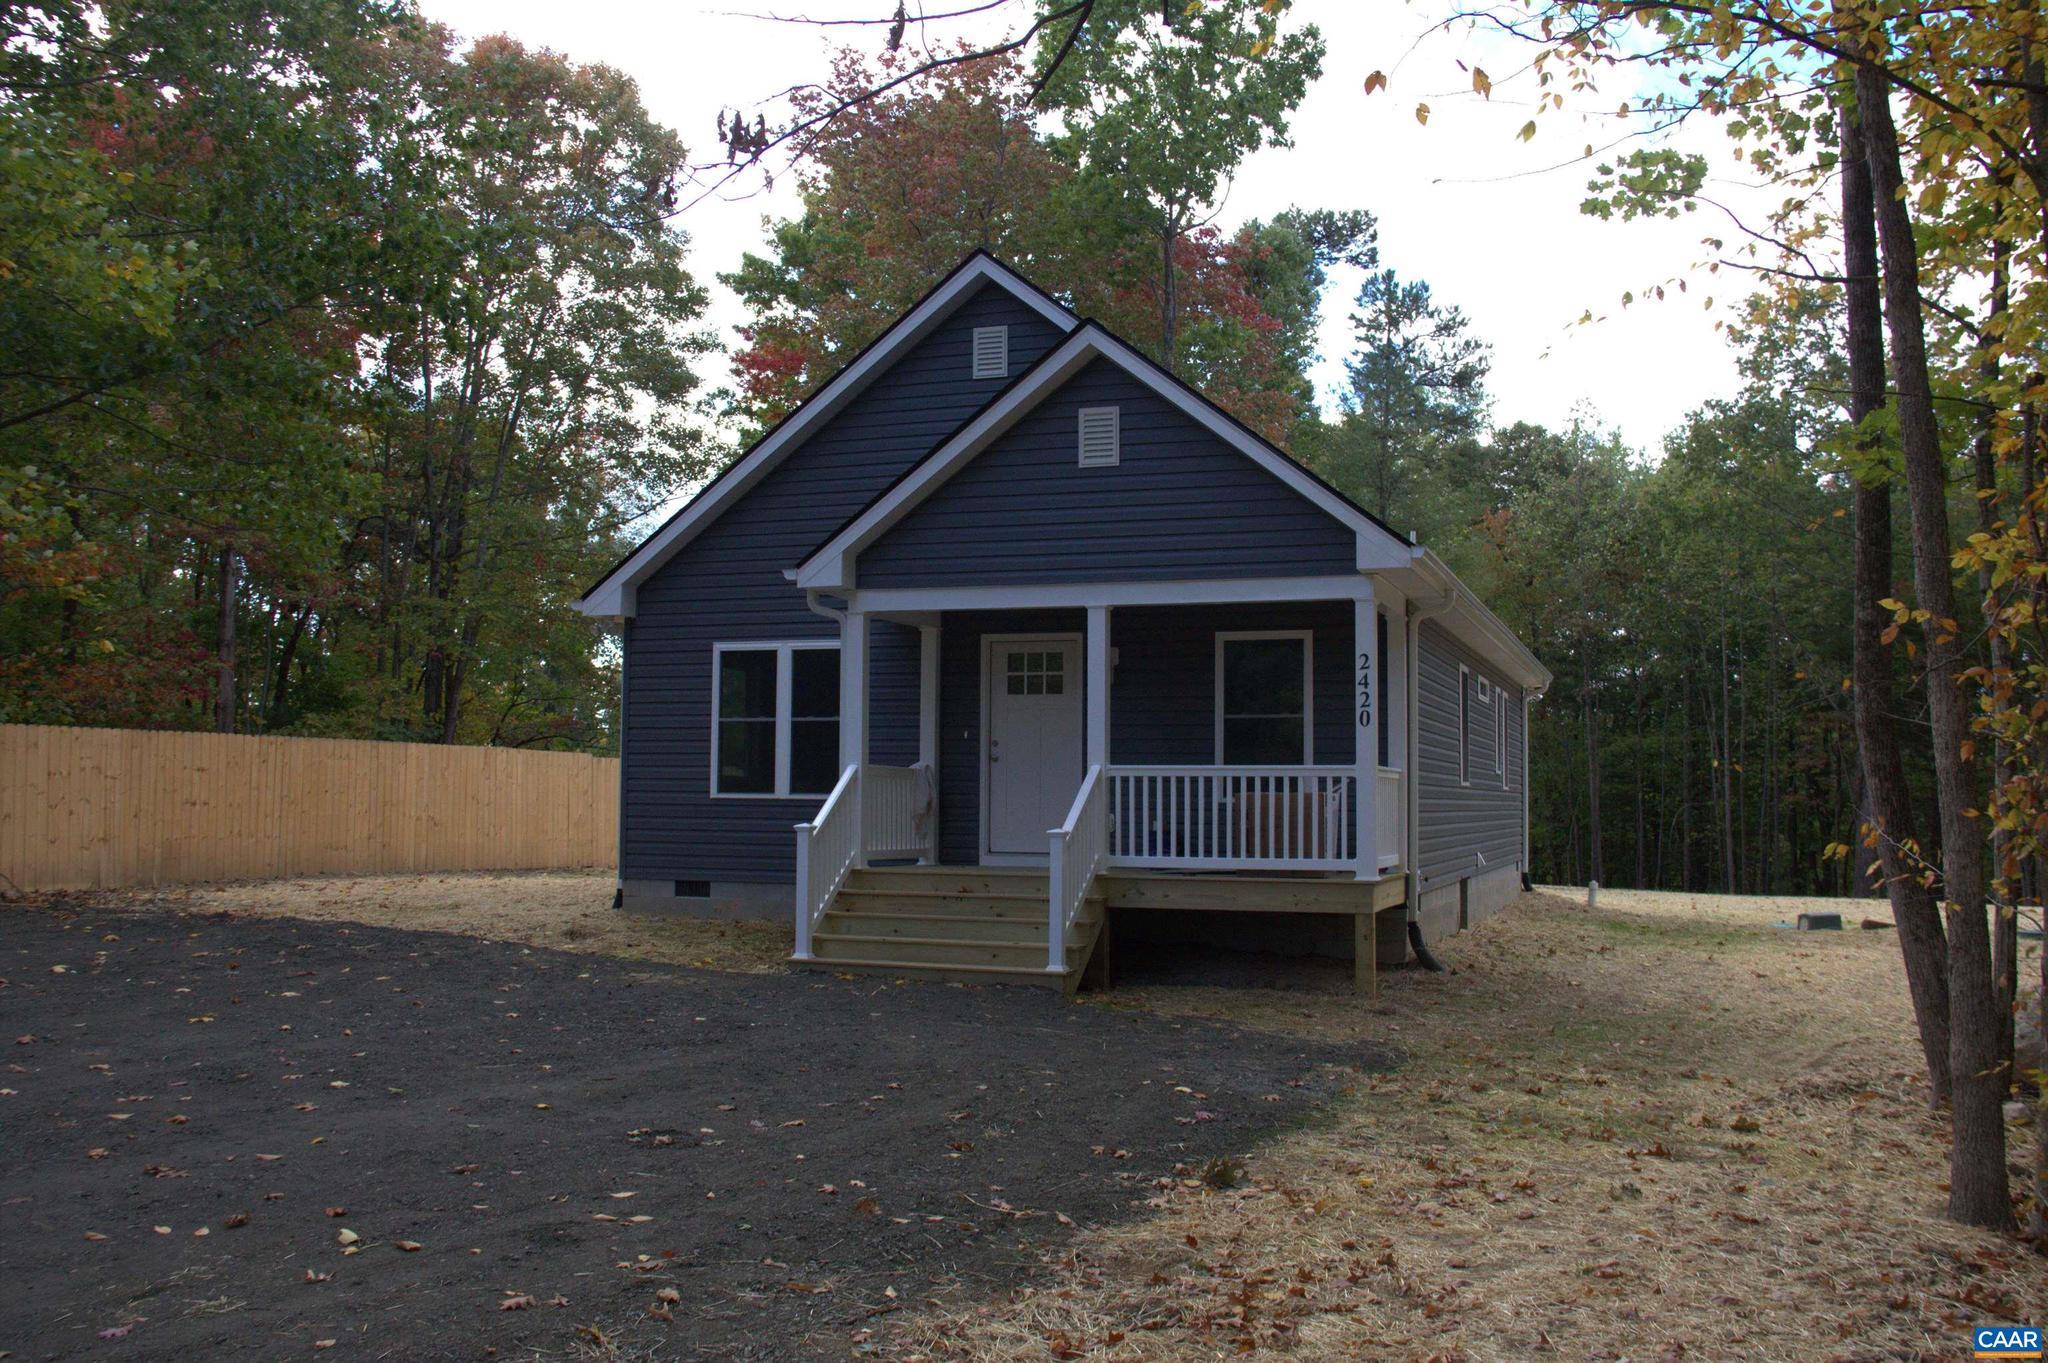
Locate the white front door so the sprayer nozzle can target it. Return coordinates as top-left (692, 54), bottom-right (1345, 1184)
top-left (983, 636), bottom-right (1084, 857)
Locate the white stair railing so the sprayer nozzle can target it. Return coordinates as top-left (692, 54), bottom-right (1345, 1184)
top-left (862, 763), bottom-right (928, 861)
top-left (1046, 765), bottom-right (1107, 973)
top-left (792, 764), bottom-right (860, 960)
top-left (1105, 766), bottom-right (1356, 871)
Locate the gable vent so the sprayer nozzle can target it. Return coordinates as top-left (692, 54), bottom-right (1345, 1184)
top-left (1077, 405), bottom-right (1120, 467)
top-left (971, 326), bottom-right (1008, 379)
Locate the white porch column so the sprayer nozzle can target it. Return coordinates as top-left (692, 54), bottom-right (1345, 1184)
top-left (839, 608), bottom-right (868, 771)
top-left (840, 609), bottom-right (868, 864)
top-left (1085, 605), bottom-right (1110, 768)
top-left (1352, 582), bottom-right (1379, 882)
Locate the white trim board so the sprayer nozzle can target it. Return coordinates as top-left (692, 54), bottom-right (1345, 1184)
top-left (795, 323), bottom-right (1415, 593)
top-left (851, 575), bottom-right (1374, 615)
top-left (577, 254), bottom-right (1075, 618)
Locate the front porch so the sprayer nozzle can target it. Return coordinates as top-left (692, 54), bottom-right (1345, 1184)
top-left (791, 583), bottom-right (1414, 994)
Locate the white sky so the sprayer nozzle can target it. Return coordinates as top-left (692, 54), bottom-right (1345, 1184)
top-left (420, 0), bottom-right (1767, 457)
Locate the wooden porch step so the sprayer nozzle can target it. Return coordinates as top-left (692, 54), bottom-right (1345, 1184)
top-left (844, 867), bottom-right (1048, 897)
top-left (811, 932), bottom-right (1083, 970)
top-left (795, 956), bottom-right (1071, 991)
top-left (820, 909), bottom-right (1077, 942)
top-left (831, 888), bottom-right (1056, 917)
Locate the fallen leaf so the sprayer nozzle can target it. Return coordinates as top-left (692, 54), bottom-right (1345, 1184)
top-left (395, 1240), bottom-right (422, 1252)
top-left (500, 1294), bottom-right (535, 1311)
top-left (336, 1229), bottom-right (359, 1246)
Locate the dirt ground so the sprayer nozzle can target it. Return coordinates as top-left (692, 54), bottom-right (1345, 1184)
top-left (0, 900), bottom-right (1352, 1362)
top-left (138, 869), bottom-right (789, 974)
top-left (883, 886), bottom-right (2048, 1363)
top-left (10, 875), bottom-right (2046, 1361)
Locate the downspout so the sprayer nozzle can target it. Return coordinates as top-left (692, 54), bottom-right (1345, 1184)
top-left (804, 589), bottom-right (847, 625)
top-left (1406, 573), bottom-right (1454, 972)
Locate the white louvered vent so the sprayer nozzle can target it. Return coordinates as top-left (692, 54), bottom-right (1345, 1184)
top-left (971, 326), bottom-right (1008, 379)
top-left (1077, 405), bottom-right (1120, 467)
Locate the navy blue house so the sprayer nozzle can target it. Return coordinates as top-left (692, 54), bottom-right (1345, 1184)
top-left (578, 255), bottom-right (1551, 992)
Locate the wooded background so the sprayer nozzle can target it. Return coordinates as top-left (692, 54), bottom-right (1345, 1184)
top-left (0, 0), bottom-right (2022, 904)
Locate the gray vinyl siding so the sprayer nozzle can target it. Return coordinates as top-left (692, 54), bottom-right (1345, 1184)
top-left (933, 603), bottom-right (1361, 864)
top-left (1415, 620), bottom-right (1525, 891)
top-left (622, 284), bottom-right (1065, 886)
top-left (856, 358), bottom-right (1356, 586)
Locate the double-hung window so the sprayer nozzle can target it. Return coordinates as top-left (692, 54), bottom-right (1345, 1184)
top-left (712, 642), bottom-right (841, 797)
top-left (1215, 631), bottom-right (1312, 765)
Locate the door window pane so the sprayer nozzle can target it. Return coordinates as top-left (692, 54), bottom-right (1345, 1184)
top-left (1220, 636), bottom-right (1308, 764)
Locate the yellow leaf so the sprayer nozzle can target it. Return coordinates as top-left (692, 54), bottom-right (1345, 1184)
top-left (1472, 67), bottom-right (1493, 98)
top-left (1415, 102), bottom-right (1430, 125)
top-left (1518, 119), bottom-right (1537, 141)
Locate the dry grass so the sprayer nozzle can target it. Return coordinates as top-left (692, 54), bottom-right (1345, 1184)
top-left (50, 870), bottom-right (794, 975)
top-left (883, 887), bottom-right (2047, 1363)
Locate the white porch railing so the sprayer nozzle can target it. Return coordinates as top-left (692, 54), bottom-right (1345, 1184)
top-left (792, 764), bottom-right (860, 961)
top-left (794, 763), bottom-right (930, 958)
top-left (1046, 765), bottom-right (1108, 972)
top-left (1105, 765), bottom-right (1360, 871)
top-left (1376, 766), bottom-right (1404, 870)
top-left (863, 762), bottom-right (929, 861)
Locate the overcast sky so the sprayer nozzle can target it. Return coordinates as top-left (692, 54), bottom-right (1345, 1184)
top-left (420, 0), bottom-right (1764, 457)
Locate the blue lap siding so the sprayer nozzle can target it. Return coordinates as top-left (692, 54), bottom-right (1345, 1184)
top-left (622, 284), bottom-right (1065, 888)
top-left (855, 358), bottom-right (1357, 586)
top-left (1414, 621), bottom-right (1526, 890)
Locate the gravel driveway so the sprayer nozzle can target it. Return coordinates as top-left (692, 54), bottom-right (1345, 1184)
top-left (0, 903), bottom-right (1374, 1361)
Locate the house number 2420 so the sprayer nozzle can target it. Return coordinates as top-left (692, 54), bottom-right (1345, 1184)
top-left (1356, 652), bottom-right (1372, 728)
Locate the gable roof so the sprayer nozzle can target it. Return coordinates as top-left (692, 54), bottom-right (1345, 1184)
top-left (794, 320), bottom-right (1418, 592)
top-left (576, 251), bottom-right (1077, 618)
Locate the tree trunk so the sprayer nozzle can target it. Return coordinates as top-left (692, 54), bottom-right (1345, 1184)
top-left (1974, 247), bottom-right (2018, 1080)
top-left (1160, 219), bottom-right (1179, 373)
top-left (1583, 653), bottom-right (1602, 887)
top-left (1719, 624), bottom-right (1736, 893)
top-left (1856, 62), bottom-right (2010, 1229)
top-left (268, 601), bottom-right (313, 730)
top-left (215, 546), bottom-right (239, 734)
top-left (1842, 95), bottom-right (1954, 1111)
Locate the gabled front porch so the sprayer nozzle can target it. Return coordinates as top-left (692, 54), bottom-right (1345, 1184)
top-left (790, 579), bottom-right (1413, 994)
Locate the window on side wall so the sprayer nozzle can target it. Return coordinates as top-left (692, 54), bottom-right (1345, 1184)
top-left (1458, 664), bottom-right (1473, 786)
top-left (1216, 632), bottom-right (1311, 765)
top-left (712, 642), bottom-right (841, 797)
top-left (1495, 686), bottom-right (1510, 787)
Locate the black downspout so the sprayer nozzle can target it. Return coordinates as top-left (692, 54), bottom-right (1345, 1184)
top-left (1407, 920), bottom-right (1447, 973)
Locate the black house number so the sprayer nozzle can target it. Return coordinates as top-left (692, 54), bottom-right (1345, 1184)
top-left (1357, 652), bottom-right (1372, 728)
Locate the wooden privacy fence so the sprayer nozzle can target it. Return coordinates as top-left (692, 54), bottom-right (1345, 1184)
top-left (1, 723), bottom-right (618, 892)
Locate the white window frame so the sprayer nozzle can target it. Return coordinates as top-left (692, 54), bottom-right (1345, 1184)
top-left (1077, 405), bottom-right (1120, 467)
top-left (1458, 663), bottom-right (1473, 787)
top-left (1494, 682), bottom-right (1509, 785)
top-left (1214, 630), bottom-right (1314, 766)
top-left (709, 640), bottom-right (841, 799)
top-left (971, 325), bottom-right (1008, 379)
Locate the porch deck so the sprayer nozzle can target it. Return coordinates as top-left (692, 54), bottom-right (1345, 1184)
top-left (797, 862), bottom-right (1407, 996)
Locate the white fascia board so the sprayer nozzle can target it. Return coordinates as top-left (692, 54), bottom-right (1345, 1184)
top-left (797, 324), bottom-right (1412, 591)
top-left (576, 256), bottom-right (1075, 619)
top-left (849, 575), bottom-right (1376, 614)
